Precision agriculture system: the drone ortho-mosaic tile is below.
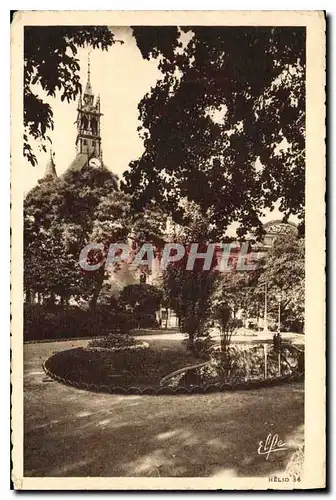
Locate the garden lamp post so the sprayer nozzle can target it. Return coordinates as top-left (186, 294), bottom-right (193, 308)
top-left (135, 300), bottom-right (140, 330)
top-left (276, 291), bottom-right (282, 375)
top-left (263, 281), bottom-right (268, 333)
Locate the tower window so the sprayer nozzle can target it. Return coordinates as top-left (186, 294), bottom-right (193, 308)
top-left (92, 140), bottom-right (96, 147)
top-left (83, 139), bottom-right (87, 145)
top-left (81, 116), bottom-right (88, 130)
top-left (91, 117), bottom-right (98, 134)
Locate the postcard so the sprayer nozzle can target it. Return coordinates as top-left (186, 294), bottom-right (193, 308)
top-left (11, 10), bottom-right (326, 490)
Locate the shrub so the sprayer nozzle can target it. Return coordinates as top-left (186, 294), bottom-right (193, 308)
top-left (24, 304), bottom-right (90, 340)
top-left (227, 345), bottom-right (269, 381)
top-left (120, 284), bottom-right (162, 315)
top-left (87, 334), bottom-right (136, 350)
top-left (136, 313), bottom-right (159, 329)
top-left (24, 303), bottom-right (135, 341)
top-left (166, 343), bottom-right (305, 387)
top-left (182, 334), bottom-right (215, 359)
top-left (247, 319), bottom-right (260, 331)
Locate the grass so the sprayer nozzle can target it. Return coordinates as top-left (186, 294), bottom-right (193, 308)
top-left (45, 344), bottom-right (201, 389)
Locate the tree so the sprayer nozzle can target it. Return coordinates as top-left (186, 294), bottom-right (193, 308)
top-left (211, 232), bottom-right (304, 332)
top-left (256, 233), bottom-right (304, 332)
top-left (213, 303), bottom-right (241, 362)
top-left (213, 269), bottom-right (255, 320)
top-left (24, 166), bottom-right (123, 307)
top-left (162, 203), bottom-right (218, 356)
top-left (24, 177), bottom-right (89, 305)
top-left (123, 26), bottom-right (305, 237)
top-left (24, 26), bottom-right (121, 165)
top-left (24, 165), bottom-right (166, 310)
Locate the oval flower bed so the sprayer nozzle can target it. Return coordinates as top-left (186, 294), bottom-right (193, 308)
top-left (44, 342), bottom-right (203, 391)
top-left (44, 340), bottom-right (304, 395)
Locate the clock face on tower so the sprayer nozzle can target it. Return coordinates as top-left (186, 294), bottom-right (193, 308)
top-left (89, 157), bottom-right (102, 169)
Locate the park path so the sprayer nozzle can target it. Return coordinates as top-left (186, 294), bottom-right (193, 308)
top-left (24, 340), bottom-right (304, 478)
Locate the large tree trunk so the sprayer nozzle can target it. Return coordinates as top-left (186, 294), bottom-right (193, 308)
top-left (89, 267), bottom-right (105, 312)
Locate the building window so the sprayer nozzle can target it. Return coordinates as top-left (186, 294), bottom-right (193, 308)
top-left (81, 116), bottom-right (88, 130)
top-left (92, 140), bottom-right (96, 147)
top-left (91, 117), bottom-right (98, 134)
top-left (83, 139), bottom-right (87, 145)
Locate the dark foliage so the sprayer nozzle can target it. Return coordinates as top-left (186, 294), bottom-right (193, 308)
top-left (123, 26), bottom-right (305, 237)
top-left (120, 283), bottom-right (163, 315)
top-left (24, 165), bottom-right (166, 310)
top-left (24, 304), bottom-right (134, 341)
top-left (168, 343), bottom-right (304, 388)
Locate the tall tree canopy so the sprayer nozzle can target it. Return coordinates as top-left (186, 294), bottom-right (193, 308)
top-left (256, 233), bottom-right (304, 332)
top-left (24, 166), bottom-right (166, 310)
top-left (213, 231), bottom-right (304, 332)
top-left (24, 26), bottom-right (120, 165)
top-left (122, 26), bottom-right (305, 238)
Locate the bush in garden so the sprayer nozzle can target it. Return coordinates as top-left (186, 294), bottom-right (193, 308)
top-left (119, 284), bottom-right (162, 326)
top-left (247, 318), bottom-right (260, 331)
top-left (279, 344), bottom-right (304, 374)
top-left (24, 302), bottom-right (135, 340)
top-left (136, 312), bottom-right (159, 329)
top-left (165, 343), bottom-right (305, 388)
top-left (227, 345), bottom-right (267, 381)
top-left (213, 303), bottom-right (241, 354)
top-left (87, 334), bottom-right (136, 350)
top-left (298, 349), bottom-right (304, 373)
top-left (24, 304), bottom-right (94, 340)
top-left (182, 333), bottom-right (215, 359)
top-left (228, 344), bottom-right (304, 380)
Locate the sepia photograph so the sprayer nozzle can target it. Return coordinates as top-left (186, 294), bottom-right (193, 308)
top-left (11, 10), bottom-right (325, 490)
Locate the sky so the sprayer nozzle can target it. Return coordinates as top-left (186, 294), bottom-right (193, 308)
top-left (24, 26), bottom-right (297, 230)
top-left (24, 26), bottom-right (162, 193)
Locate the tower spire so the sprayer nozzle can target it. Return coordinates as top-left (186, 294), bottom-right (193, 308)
top-left (84, 51), bottom-right (92, 95)
top-left (74, 52), bottom-right (102, 162)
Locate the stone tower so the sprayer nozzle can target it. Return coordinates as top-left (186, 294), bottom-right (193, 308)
top-left (75, 54), bottom-right (102, 160)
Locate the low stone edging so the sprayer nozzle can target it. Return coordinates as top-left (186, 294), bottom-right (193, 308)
top-left (43, 359), bottom-right (304, 396)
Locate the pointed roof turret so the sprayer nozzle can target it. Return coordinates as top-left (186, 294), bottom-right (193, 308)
top-left (44, 149), bottom-right (57, 179)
